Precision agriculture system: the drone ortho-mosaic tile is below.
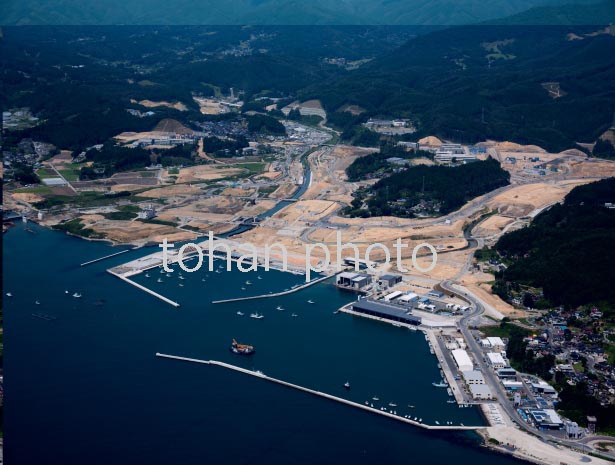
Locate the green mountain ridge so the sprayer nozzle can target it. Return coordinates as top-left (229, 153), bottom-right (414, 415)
top-left (0, 0), bottom-right (606, 25)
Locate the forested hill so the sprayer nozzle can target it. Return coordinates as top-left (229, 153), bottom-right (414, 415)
top-left (344, 157), bottom-right (510, 218)
top-left (0, 0), bottom-right (597, 26)
top-left (310, 21), bottom-right (615, 152)
top-left (494, 177), bottom-right (615, 310)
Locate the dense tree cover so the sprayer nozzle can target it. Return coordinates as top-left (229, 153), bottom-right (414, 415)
top-left (345, 157), bottom-right (509, 217)
top-left (308, 25), bottom-right (615, 152)
top-left (246, 114), bottom-right (286, 135)
top-left (494, 177), bottom-right (615, 310)
top-left (201, 136), bottom-right (249, 157)
top-left (12, 163), bottom-right (39, 185)
top-left (345, 142), bottom-right (433, 181)
top-left (80, 142), bottom-right (152, 179)
top-left (506, 325), bottom-right (555, 380)
top-left (593, 139), bottom-right (615, 159)
top-left (556, 381), bottom-right (615, 430)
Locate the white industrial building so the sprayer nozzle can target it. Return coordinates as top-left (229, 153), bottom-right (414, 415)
top-left (397, 292), bottom-right (419, 303)
top-left (469, 384), bottom-right (493, 400)
top-left (487, 352), bottom-right (507, 369)
top-left (383, 290), bottom-right (403, 302)
top-left (462, 370), bottom-right (485, 385)
top-left (486, 337), bottom-right (505, 352)
top-left (451, 349), bottom-right (473, 372)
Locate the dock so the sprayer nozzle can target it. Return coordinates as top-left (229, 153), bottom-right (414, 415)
top-left (108, 270), bottom-right (180, 307)
top-left (80, 249), bottom-right (130, 267)
top-left (424, 329), bottom-right (468, 405)
top-left (211, 274), bottom-right (332, 304)
top-left (155, 352), bottom-right (484, 431)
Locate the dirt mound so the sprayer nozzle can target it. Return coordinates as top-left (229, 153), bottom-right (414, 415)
top-left (418, 136), bottom-right (442, 146)
top-left (153, 118), bottom-right (191, 134)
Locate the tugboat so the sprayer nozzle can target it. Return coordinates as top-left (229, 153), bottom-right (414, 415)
top-left (230, 339), bottom-right (255, 355)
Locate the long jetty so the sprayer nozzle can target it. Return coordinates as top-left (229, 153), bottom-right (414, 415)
top-left (155, 352), bottom-right (484, 431)
top-left (211, 274), bottom-right (332, 304)
top-left (80, 249), bottom-right (129, 267)
top-left (108, 270), bottom-right (180, 307)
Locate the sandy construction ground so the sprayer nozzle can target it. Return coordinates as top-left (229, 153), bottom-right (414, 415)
top-left (131, 99), bottom-right (188, 111)
top-left (486, 180), bottom-right (590, 217)
top-left (139, 184), bottom-right (202, 199)
top-left (79, 215), bottom-right (197, 245)
top-left (193, 97), bottom-right (229, 115)
top-left (172, 165), bottom-right (243, 183)
top-left (483, 427), bottom-right (611, 465)
top-left (473, 215), bottom-right (516, 236)
top-left (269, 183), bottom-right (297, 199)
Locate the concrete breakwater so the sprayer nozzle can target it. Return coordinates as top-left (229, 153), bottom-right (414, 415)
top-left (211, 274), bottom-right (332, 304)
top-left (155, 352), bottom-right (484, 431)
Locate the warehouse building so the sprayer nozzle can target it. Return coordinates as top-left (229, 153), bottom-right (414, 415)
top-left (497, 368), bottom-right (517, 380)
top-left (337, 272), bottom-right (372, 290)
top-left (462, 370), bottom-right (485, 385)
top-left (351, 299), bottom-right (421, 325)
top-left (378, 274), bottom-right (403, 289)
top-left (397, 292), bottom-right (419, 303)
top-left (487, 352), bottom-right (507, 369)
top-left (383, 290), bottom-right (403, 302)
top-left (486, 337), bottom-right (505, 352)
top-left (469, 384), bottom-right (493, 400)
top-left (451, 349), bottom-right (473, 372)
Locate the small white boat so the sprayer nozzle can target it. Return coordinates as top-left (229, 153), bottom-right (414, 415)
top-left (237, 311), bottom-right (244, 316)
top-left (257, 276), bottom-right (262, 280)
top-left (145, 273), bottom-right (150, 278)
top-left (245, 280), bottom-right (252, 285)
top-left (388, 403), bottom-right (397, 407)
top-left (418, 418), bottom-right (422, 422)
top-left (202, 278), bottom-right (207, 282)
top-left (6, 292), bottom-right (13, 297)
top-left (291, 313), bottom-right (298, 317)
top-left (166, 273), bottom-right (172, 277)
top-left (179, 276), bottom-right (185, 280)
top-left (35, 300), bottom-right (40, 305)
top-left (250, 313), bottom-right (264, 319)
top-left (344, 381), bottom-right (350, 389)
top-left (276, 306), bottom-right (285, 311)
top-left (435, 421), bottom-right (440, 425)
top-left (157, 278), bottom-right (163, 283)
top-left (72, 293), bottom-right (82, 298)
top-left (215, 270), bottom-right (222, 274)
top-left (307, 300), bottom-right (314, 304)
top-left (414, 417), bottom-right (417, 421)
top-left (372, 397), bottom-right (379, 401)
top-left (179, 283), bottom-right (184, 287)
top-left (64, 290), bottom-right (69, 294)
top-left (241, 287), bottom-right (246, 291)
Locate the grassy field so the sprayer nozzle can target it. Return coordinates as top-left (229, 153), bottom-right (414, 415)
top-left (234, 162), bottom-right (266, 174)
top-left (14, 186), bottom-right (53, 195)
top-left (35, 168), bottom-right (57, 178)
top-left (478, 322), bottom-right (532, 338)
top-left (59, 169), bottom-right (80, 181)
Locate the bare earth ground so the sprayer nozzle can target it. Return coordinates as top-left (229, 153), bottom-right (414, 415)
top-left (130, 99), bottom-right (188, 111)
top-left (171, 165), bottom-right (243, 183)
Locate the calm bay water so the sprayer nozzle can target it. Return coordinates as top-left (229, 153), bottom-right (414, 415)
top-left (3, 222), bottom-right (523, 465)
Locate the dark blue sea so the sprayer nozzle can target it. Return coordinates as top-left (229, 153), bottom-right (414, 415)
top-left (3, 222), bottom-right (524, 465)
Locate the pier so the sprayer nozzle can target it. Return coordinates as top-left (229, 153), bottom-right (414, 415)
top-left (211, 274), bottom-right (332, 304)
top-left (424, 329), bottom-right (468, 406)
top-left (80, 249), bottom-right (130, 267)
top-left (108, 270), bottom-right (180, 307)
top-left (155, 352), bottom-right (484, 431)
